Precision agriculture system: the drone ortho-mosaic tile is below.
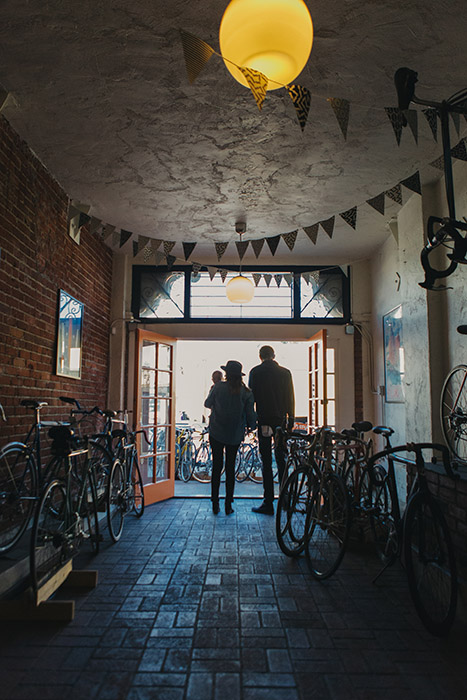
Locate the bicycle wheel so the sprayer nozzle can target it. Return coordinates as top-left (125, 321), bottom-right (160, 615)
top-left (107, 459), bottom-right (125, 542)
top-left (30, 479), bottom-right (68, 594)
top-left (179, 440), bottom-right (195, 482)
top-left (404, 492), bottom-right (457, 637)
top-left (235, 444), bottom-right (250, 482)
top-left (89, 441), bottom-right (112, 508)
top-left (80, 471), bottom-right (100, 554)
top-left (304, 472), bottom-right (351, 580)
top-left (131, 457), bottom-right (145, 517)
top-left (247, 446), bottom-right (263, 483)
top-left (0, 443), bottom-right (37, 553)
top-left (440, 365), bottom-right (467, 462)
top-left (366, 464), bottom-right (396, 564)
top-left (192, 443), bottom-right (212, 483)
top-left (276, 466), bottom-right (311, 557)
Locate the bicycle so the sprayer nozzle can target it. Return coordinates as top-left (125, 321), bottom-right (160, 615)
top-left (29, 425), bottom-right (100, 596)
top-left (192, 429), bottom-right (213, 483)
top-left (175, 426), bottom-right (196, 482)
top-left (235, 432), bottom-right (262, 483)
top-left (366, 442), bottom-right (457, 636)
top-left (439, 325), bottom-right (467, 463)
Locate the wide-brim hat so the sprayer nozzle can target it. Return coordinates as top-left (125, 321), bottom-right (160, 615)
top-left (221, 360), bottom-right (245, 377)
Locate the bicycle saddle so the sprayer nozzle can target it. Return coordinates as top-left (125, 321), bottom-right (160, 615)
top-left (20, 399), bottom-right (48, 409)
top-left (457, 325), bottom-right (467, 335)
top-left (352, 420), bottom-right (373, 433)
top-left (373, 425), bottom-right (394, 437)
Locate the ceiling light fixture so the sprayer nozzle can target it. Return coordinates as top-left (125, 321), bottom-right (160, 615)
top-left (226, 223), bottom-right (255, 304)
top-left (219, 0), bottom-right (313, 91)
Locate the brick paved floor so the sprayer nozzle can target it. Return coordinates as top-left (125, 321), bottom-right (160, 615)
top-left (1, 498), bottom-right (467, 700)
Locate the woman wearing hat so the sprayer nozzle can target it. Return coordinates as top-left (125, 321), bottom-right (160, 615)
top-left (204, 360), bottom-right (256, 515)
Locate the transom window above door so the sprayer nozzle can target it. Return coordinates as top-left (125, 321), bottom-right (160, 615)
top-left (132, 266), bottom-right (350, 324)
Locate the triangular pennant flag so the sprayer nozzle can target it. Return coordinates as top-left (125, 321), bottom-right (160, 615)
top-left (191, 261), bottom-right (202, 275)
top-left (281, 230), bottom-right (298, 251)
top-left (154, 250), bottom-right (165, 265)
top-left (137, 235), bottom-right (150, 254)
top-left (328, 98), bottom-right (350, 139)
top-left (239, 66), bottom-right (268, 110)
top-left (102, 224), bottom-right (115, 241)
top-left (112, 231), bottom-right (120, 247)
top-left (385, 107), bottom-right (404, 146)
top-left (89, 216), bottom-right (102, 235)
top-left (303, 223), bottom-right (319, 244)
top-left (236, 240), bottom-right (249, 260)
top-left (163, 240), bottom-right (175, 256)
top-left (401, 171), bottom-right (421, 195)
top-left (219, 269), bottom-right (228, 283)
top-left (302, 272), bottom-right (311, 285)
top-left (263, 274), bottom-right (272, 287)
top-left (266, 235), bottom-right (281, 256)
top-left (422, 108), bottom-right (438, 142)
top-left (151, 238), bottom-right (163, 252)
top-left (253, 273), bottom-right (262, 287)
top-left (287, 84), bottom-right (311, 131)
top-left (251, 238), bottom-right (265, 259)
top-left (450, 111), bottom-right (461, 135)
top-left (119, 229), bottom-right (132, 248)
top-left (179, 29), bottom-right (214, 84)
top-left (385, 185), bottom-right (403, 206)
top-left (274, 274), bottom-right (283, 287)
top-left (215, 242), bottom-right (228, 262)
top-left (320, 216), bottom-right (335, 238)
top-left (143, 244), bottom-right (154, 264)
top-left (451, 139), bottom-right (467, 162)
top-left (310, 270), bottom-right (320, 284)
top-left (284, 273), bottom-right (293, 287)
top-left (367, 193), bottom-right (385, 215)
top-left (430, 155), bottom-right (445, 170)
top-left (403, 109), bottom-right (418, 143)
top-left (132, 241), bottom-right (139, 258)
top-left (339, 266), bottom-right (348, 277)
top-left (339, 208), bottom-right (357, 230)
top-left (78, 212), bottom-right (91, 228)
top-left (182, 242), bottom-right (197, 260)
top-left (207, 266), bottom-right (217, 281)
top-left (166, 254), bottom-right (176, 270)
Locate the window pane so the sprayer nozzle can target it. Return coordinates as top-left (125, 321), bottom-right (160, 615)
top-left (326, 348), bottom-right (335, 372)
top-left (139, 271), bottom-right (185, 318)
top-left (142, 342), bottom-right (156, 368)
top-left (157, 371), bottom-right (171, 397)
top-left (327, 400), bottom-right (336, 428)
top-left (327, 374), bottom-right (336, 399)
top-left (156, 454), bottom-right (169, 480)
top-left (301, 271), bottom-right (344, 318)
top-left (156, 426), bottom-right (169, 453)
top-left (141, 398), bottom-right (156, 425)
top-left (141, 428), bottom-right (155, 453)
top-left (157, 399), bottom-right (171, 425)
top-left (158, 344), bottom-right (171, 370)
top-left (141, 369), bottom-right (156, 397)
top-left (140, 455), bottom-right (154, 483)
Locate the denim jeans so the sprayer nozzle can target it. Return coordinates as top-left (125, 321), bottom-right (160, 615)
top-left (258, 425), bottom-right (286, 505)
top-left (209, 435), bottom-right (240, 505)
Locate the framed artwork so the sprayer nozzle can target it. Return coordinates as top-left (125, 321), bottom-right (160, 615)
top-left (56, 290), bottom-right (84, 379)
top-left (383, 305), bottom-right (404, 403)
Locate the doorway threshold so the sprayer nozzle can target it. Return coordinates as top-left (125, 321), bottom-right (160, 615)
top-left (174, 480), bottom-right (264, 498)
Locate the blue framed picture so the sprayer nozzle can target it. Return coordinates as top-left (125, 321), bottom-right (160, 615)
top-left (383, 305), bottom-right (404, 403)
top-left (56, 290), bottom-right (84, 380)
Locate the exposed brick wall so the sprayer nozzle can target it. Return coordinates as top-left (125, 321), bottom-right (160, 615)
top-left (0, 115), bottom-right (113, 443)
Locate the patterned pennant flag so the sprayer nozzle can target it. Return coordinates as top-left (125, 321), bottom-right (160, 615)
top-left (339, 208), bottom-right (357, 230)
top-left (320, 216), bottom-right (335, 238)
top-left (119, 229), bottom-right (132, 247)
top-left (274, 274), bottom-right (283, 287)
top-left (253, 273), bottom-right (262, 287)
top-left (328, 98), bottom-right (350, 139)
top-left (266, 235), bottom-right (281, 256)
top-left (166, 254), bottom-right (176, 270)
top-left (287, 85), bottom-right (311, 131)
top-left (132, 241), bottom-right (139, 258)
top-left (102, 224), bottom-right (116, 241)
top-left (236, 240), bottom-right (249, 260)
top-left (303, 223), bottom-right (319, 244)
top-left (284, 273), bottom-right (293, 287)
top-left (89, 216), bottom-right (102, 235)
top-left (239, 67), bottom-right (268, 110)
top-left (154, 250), bottom-right (165, 265)
top-left (219, 269), bottom-right (228, 282)
top-left (78, 212), bottom-right (91, 228)
top-left (281, 230), bottom-right (298, 251)
top-left (401, 171), bottom-right (421, 195)
top-left (251, 238), bottom-right (265, 258)
top-left (137, 235), bottom-right (150, 254)
top-left (163, 240), bottom-right (175, 256)
top-left (191, 261), bottom-right (202, 275)
top-left (143, 244), bottom-right (154, 263)
top-left (451, 139), bottom-right (467, 162)
top-left (263, 274), bottom-right (272, 287)
top-left (302, 272), bottom-right (311, 285)
top-left (429, 155), bottom-right (445, 170)
top-left (151, 238), bottom-right (163, 252)
top-left (422, 108), bottom-right (438, 142)
top-left (182, 242), bottom-right (197, 260)
top-left (207, 266), bottom-right (217, 281)
top-left (385, 185), bottom-right (403, 206)
top-left (385, 107), bottom-right (404, 146)
top-left (367, 193), bottom-right (385, 215)
top-left (403, 109), bottom-right (418, 143)
top-left (450, 111), bottom-right (461, 135)
top-left (179, 29), bottom-right (214, 84)
top-left (215, 242), bottom-right (228, 261)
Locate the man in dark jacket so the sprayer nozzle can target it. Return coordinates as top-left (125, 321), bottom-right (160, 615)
top-left (248, 345), bottom-right (295, 514)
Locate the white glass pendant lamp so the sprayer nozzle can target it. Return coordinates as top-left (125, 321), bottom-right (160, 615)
top-left (219, 0), bottom-right (313, 90)
top-left (226, 273), bottom-right (255, 303)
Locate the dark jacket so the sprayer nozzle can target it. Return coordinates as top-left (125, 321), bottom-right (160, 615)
top-left (204, 381), bottom-right (256, 445)
top-left (248, 359), bottom-right (295, 428)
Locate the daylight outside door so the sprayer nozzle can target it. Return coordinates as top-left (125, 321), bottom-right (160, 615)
top-left (135, 329), bottom-right (176, 505)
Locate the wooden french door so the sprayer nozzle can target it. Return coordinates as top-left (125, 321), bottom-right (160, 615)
top-left (134, 329), bottom-right (176, 505)
top-left (308, 329), bottom-right (327, 429)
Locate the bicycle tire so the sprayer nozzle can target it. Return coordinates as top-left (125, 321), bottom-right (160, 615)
top-left (131, 457), bottom-right (145, 517)
top-left (30, 479), bottom-right (68, 594)
top-left (235, 444), bottom-right (250, 482)
top-left (404, 492), bottom-right (457, 637)
top-left (366, 464), bottom-right (397, 564)
top-left (247, 446), bottom-right (263, 483)
top-left (81, 470), bottom-right (100, 554)
top-left (304, 472), bottom-right (351, 580)
top-left (107, 459), bottom-right (125, 542)
top-left (440, 364), bottom-right (467, 462)
top-left (276, 466), bottom-right (311, 557)
top-left (192, 443), bottom-right (212, 483)
top-left (89, 441), bottom-right (112, 507)
top-left (180, 440), bottom-right (195, 482)
top-left (0, 443), bottom-right (37, 553)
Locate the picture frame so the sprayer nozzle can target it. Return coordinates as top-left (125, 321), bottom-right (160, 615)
top-left (383, 305), bottom-right (404, 403)
top-left (56, 289), bottom-right (84, 380)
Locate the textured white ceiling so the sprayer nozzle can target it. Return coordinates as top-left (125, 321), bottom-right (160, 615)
top-left (1, 0), bottom-right (466, 264)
